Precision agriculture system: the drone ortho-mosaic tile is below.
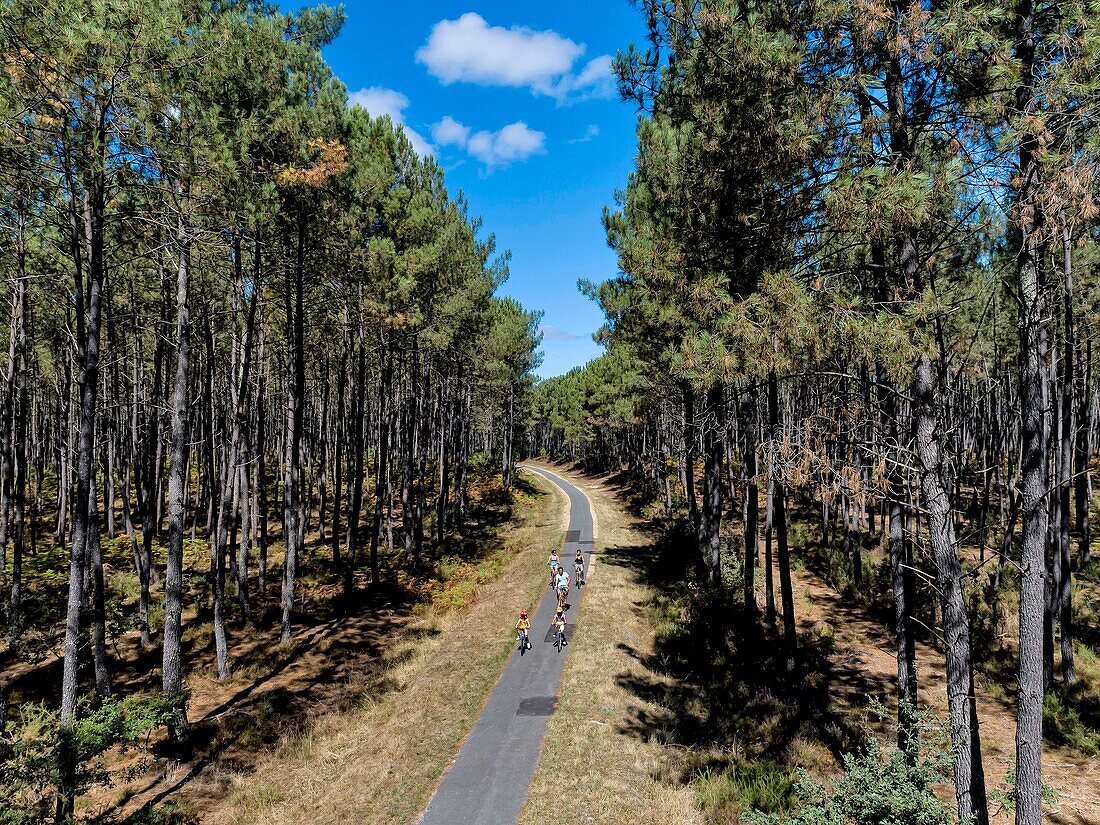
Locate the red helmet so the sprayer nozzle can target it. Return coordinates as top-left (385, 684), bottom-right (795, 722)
top-left (520, 610), bottom-right (528, 618)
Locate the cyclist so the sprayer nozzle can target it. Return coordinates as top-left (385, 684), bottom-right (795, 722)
top-left (551, 609), bottom-right (567, 649)
top-left (555, 566), bottom-right (569, 609)
top-left (547, 550), bottom-right (560, 587)
top-left (573, 549), bottom-right (584, 587)
top-left (515, 609), bottom-right (531, 651)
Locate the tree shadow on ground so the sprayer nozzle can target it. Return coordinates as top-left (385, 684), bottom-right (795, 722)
top-left (0, 472), bottom-right (537, 823)
top-left (88, 580), bottom-right (434, 823)
top-left (602, 519), bottom-right (885, 781)
top-left (445, 472), bottom-right (543, 562)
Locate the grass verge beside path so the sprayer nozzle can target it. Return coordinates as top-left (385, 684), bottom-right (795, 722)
top-left (519, 463), bottom-right (700, 825)
top-left (207, 469), bottom-right (565, 825)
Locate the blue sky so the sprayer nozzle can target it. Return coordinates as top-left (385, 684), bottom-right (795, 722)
top-left (286, 1), bottom-right (647, 378)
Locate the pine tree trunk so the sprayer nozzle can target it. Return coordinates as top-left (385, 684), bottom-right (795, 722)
top-left (345, 342), bottom-right (366, 594)
top-left (768, 370), bottom-right (796, 671)
top-left (764, 473), bottom-right (776, 627)
top-left (235, 240), bottom-right (261, 620)
top-left (6, 219), bottom-right (27, 649)
top-left (58, 156), bottom-right (107, 822)
top-left (204, 325), bottom-right (230, 677)
top-left (1057, 218), bottom-right (1076, 684)
top-left (162, 210), bottom-right (192, 741)
top-left (882, 372), bottom-right (918, 757)
top-left (257, 328), bottom-right (269, 597)
top-left (914, 354), bottom-right (989, 825)
top-left (370, 341), bottom-right (392, 584)
top-left (1045, 353), bottom-right (1057, 690)
top-left (0, 280), bottom-right (17, 575)
top-left (1075, 338), bottom-right (1091, 567)
top-left (741, 389), bottom-right (758, 619)
top-left (89, 484), bottom-right (110, 697)
top-left (402, 352), bottom-right (417, 568)
top-left (139, 341), bottom-right (164, 623)
top-left (281, 218), bottom-right (306, 642)
top-left (682, 383), bottom-right (699, 538)
top-left (502, 385), bottom-right (515, 493)
top-left (331, 336), bottom-right (346, 566)
top-left (701, 382), bottom-right (723, 580)
top-left (1014, 4), bottom-right (1048, 821)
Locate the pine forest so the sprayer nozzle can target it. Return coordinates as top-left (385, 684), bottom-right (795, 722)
top-left (1, 2), bottom-right (1099, 825)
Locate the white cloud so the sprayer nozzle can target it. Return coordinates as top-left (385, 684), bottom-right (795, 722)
top-left (540, 325), bottom-right (583, 341)
top-left (554, 56), bottom-right (616, 101)
top-left (348, 87), bottom-right (407, 121)
top-left (467, 122), bottom-right (546, 167)
top-left (416, 13), bottom-right (613, 102)
top-left (432, 117), bottom-right (545, 168)
top-left (569, 124), bottom-right (600, 144)
top-left (347, 86), bottom-right (433, 156)
top-left (431, 115), bottom-right (470, 148)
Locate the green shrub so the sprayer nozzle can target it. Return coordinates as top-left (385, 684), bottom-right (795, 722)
top-left (693, 759), bottom-right (797, 818)
top-left (128, 802), bottom-right (199, 825)
top-left (719, 534), bottom-right (746, 597)
top-left (1043, 690), bottom-right (1100, 756)
top-left (0, 692), bottom-right (185, 824)
top-left (746, 718), bottom-right (954, 825)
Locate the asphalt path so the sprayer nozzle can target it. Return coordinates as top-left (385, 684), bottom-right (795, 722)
top-left (415, 465), bottom-right (594, 825)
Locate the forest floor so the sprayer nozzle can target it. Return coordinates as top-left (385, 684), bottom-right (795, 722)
top-left (789, 557), bottom-right (1100, 825)
top-left (523, 463), bottom-right (1100, 825)
top-left (188, 468), bottom-right (566, 825)
top-left (0, 470), bottom-right (566, 824)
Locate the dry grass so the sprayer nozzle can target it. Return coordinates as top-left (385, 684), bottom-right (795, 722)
top-left (194, 469), bottom-right (566, 825)
top-left (519, 463), bottom-right (701, 825)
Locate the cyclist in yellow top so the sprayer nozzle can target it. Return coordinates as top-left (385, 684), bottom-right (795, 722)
top-left (515, 609), bottom-right (532, 650)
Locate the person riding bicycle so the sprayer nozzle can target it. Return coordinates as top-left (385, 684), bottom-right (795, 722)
top-left (547, 551), bottom-right (560, 587)
top-left (555, 566), bottom-right (569, 609)
top-left (515, 609), bottom-right (531, 650)
top-left (573, 549), bottom-right (584, 585)
top-left (551, 609), bottom-right (567, 647)
top-left (555, 565), bottom-right (569, 594)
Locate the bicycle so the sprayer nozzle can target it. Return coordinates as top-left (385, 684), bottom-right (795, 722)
top-left (574, 562), bottom-right (584, 588)
top-left (556, 586), bottom-right (569, 612)
top-left (554, 625), bottom-right (566, 652)
top-left (517, 628), bottom-right (530, 655)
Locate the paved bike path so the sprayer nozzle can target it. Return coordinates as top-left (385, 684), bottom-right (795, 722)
top-left (415, 465), bottom-right (594, 825)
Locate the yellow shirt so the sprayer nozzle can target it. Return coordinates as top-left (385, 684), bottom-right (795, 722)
top-left (516, 618), bottom-right (531, 631)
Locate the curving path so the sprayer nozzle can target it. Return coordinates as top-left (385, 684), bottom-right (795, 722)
top-left (415, 465), bottom-right (594, 825)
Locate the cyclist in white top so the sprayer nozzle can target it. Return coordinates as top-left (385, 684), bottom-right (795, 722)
top-left (548, 552), bottom-right (560, 587)
top-left (555, 567), bottom-right (570, 591)
top-left (555, 567), bottom-right (570, 610)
